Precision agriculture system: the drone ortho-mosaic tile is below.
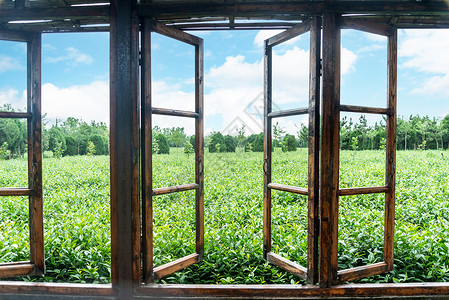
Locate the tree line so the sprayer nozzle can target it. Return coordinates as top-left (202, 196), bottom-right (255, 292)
top-left (0, 105), bottom-right (109, 159)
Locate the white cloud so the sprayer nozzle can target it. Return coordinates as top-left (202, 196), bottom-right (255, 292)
top-left (410, 73), bottom-right (449, 98)
top-left (42, 81), bottom-right (108, 124)
top-left (0, 56), bottom-right (21, 73)
top-left (46, 47), bottom-right (93, 65)
top-left (399, 29), bottom-right (449, 74)
top-left (0, 88), bottom-right (26, 109)
top-left (341, 47), bottom-right (357, 74)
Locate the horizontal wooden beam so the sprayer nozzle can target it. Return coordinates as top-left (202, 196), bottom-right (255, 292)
top-left (173, 22), bottom-right (301, 31)
top-left (337, 262), bottom-right (388, 283)
top-left (138, 1), bottom-right (449, 20)
top-left (136, 282), bottom-right (449, 298)
top-left (0, 281), bottom-right (115, 296)
top-left (267, 252), bottom-right (307, 280)
top-left (266, 21), bottom-right (310, 47)
top-left (340, 104), bottom-right (392, 116)
top-left (153, 183), bottom-right (199, 196)
top-left (0, 111), bottom-right (31, 119)
top-left (153, 253), bottom-right (199, 281)
top-left (267, 108), bottom-right (309, 119)
top-left (0, 7), bottom-right (110, 21)
top-left (152, 107), bottom-right (199, 119)
top-left (340, 18), bottom-right (394, 36)
top-left (0, 29), bottom-right (32, 42)
top-left (0, 188), bottom-right (32, 196)
top-left (268, 183), bottom-right (308, 195)
top-left (339, 186), bottom-right (389, 196)
top-left (0, 262), bottom-right (37, 278)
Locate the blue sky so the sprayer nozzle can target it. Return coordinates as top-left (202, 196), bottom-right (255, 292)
top-left (0, 28), bottom-right (448, 136)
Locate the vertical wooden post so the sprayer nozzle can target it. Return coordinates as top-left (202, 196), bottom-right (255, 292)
top-left (384, 29), bottom-right (397, 271)
top-left (141, 18), bottom-right (153, 283)
top-left (110, 0), bottom-right (140, 297)
top-left (307, 16), bottom-right (321, 285)
top-left (263, 40), bottom-right (273, 260)
top-left (28, 32), bottom-right (44, 274)
top-left (195, 40), bottom-right (205, 260)
top-left (319, 12), bottom-right (341, 288)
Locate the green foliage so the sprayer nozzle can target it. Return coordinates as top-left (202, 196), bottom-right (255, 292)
top-left (189, 135), bottom-right (195, 146)
top-left (155, 133), bottom-right (170, 154)
top-left (64, 136), bottom-right (78, 156)
top-left (209, 132), bottom-right (226, 153)
top-left (184, 141), bottom-right (194, 156)
top-left (88, 134), bottom-right (108, 156)
top-left (351, 136), bottom-right (359, 151)
top-left (48, 127), bottom-right (67, 157)
top-left (283, 134), bottom-right (297, 152)
top-left (87, 141), bottom-right (95, 156)
top-left (224, 135), bottom-right (237, 153)
top-left (0, 142), bottom-right (10, 160)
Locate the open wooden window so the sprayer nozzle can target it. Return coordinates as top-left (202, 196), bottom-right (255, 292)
top-left (0, 30), bottom-right (43, 278)
top-left (263, 17), bottom-right (321, 284)
top-left (334, 19), bottom-right (397, 283)
top-left (141, 20), bottom-right (204, 283)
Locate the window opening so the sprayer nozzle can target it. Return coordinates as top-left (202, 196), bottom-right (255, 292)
top-left (0, 31), bottom-right (43, 278)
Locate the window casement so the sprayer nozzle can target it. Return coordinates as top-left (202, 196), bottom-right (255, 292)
top-left (140, 20), bottom-right (205, 283)
top-left (0, 30), bottom-right (43, 278)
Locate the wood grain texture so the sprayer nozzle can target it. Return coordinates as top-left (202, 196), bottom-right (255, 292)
top-left (339, 186), bottom-right (388, 196)
top-left (307, 15), bottom-right (321, 285)
top-left (339, 104), bottom-right (392, 116)
top-left (153, 253), bottom-right (199, 280)
top-left (267, 252), bottom-right (307, 280)
top-left (0, 188), bottom-right (32, 196)
top-left (152, 183), bottom-right (199, 196)
top-left (337, 262), bottom-right (388, 283)
top-left (340, 18), bottom-right (394, 36)
top-left (268, 183), bottom-right (308, 195)
top-left (267, 107), bottom-right (308, 119)
top-left (266, 21), bottom-right (310, 47)
top-left (28, 32), bottom-right (44, 275)
top-left (0, 263), bottom-right (37, 278)
top-left (0, 111), bottom-right (31, 119)
top-left (263, 39), bottom-right (272, 260)
top-left (0, 282), bottom-right (114, 296)
top-left (384, 28), bottom-right (397, 271)
top-left (141, 17), bottom-right (153, 284)
top-left (151, 21), bottom-right (202, 46)
top-left (151, 107), bottom-right (199, 118)
top-left (319, 11), bottom-right (340, 288)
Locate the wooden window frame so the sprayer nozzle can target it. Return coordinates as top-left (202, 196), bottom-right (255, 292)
top-left (263, 17), bottom-right (321, 284)
top-left (0, 29), bottom-right (43, 279)
top-left (141, 20), bottom-right (205, 283)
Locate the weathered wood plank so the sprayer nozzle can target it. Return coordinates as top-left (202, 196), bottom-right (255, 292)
top-left (339, 186), bottom-right (388, 196)
top-left (0, 7), bottom-right (110, 20)
top-left (28, 32), bottom-right (44, 276)
top-left (307, 15), bottom-right (321, 285)
top-left (268, 183), bottom-right (308, 195)
top-left (0, 111), bottom-right (31, 119)
top-left (0, 263), bottom-right (36, 279)
top-left (153, 253), bottom-right (199, 281)
top-left (0, 282), bottom-right (115, 296)
top-left (340, 18), bottom-right (394, 36)
top-left (151, 107), bottom-right (199, 118)
top-left (195, 37), bottom-right (205, 261)
top-left (339, 104), bottom-right (392, 116)
top-left (136, 282), bottom-right (449, 298)
top-left (0, 188), bottom-right (32, 196)
top-left (109, 0), bottom-right (139, 297)
top-left (384, 29), bottom-right (397, 272)
top-left (319, 12), bottom-right (340, 288)
top-left (0, 29), bottom-right (32, 42)
top-left (263, 39), bottom-right (273, 260)
top-left (266, 21), bottom-right (310, 47)
top-left (152, 183), bottom-right (199, 196)
top-left (141, 18), bottom-right (153, 284)
top-left (267, 107), bottom-right (308, 119)
top-left (337, 262), bottom-right (388, 283)
top-left (151, 21), bottom-right (202, 46)
top-left (267, 252), bottom-right (307, 280)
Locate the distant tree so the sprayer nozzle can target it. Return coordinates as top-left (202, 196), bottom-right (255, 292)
top-left (273, 122), bottom-right (286, 148)
top-left (296, 124), bottom-right (308, 148)
top-left (184, 141), bottom-right (194, 156)
top-left (189, 135), bottom-right (195, 146)
top-left (155, 133), bottom-right (169, 154)
top-left (253, 133), bottom-right (264, 152)
top-left (89, 134), bottom-right (108, 155)
top-left (169, 127), bottom-right (187, 147)
top-left (224, 135), bottom-right (237, 152)
top-left (64, 136), bottom-right (77, 156)
top-left (48, 126), bottom-right (66, 157)
top-left (209, 132), bottom-right (226, 153)
top-left (87, 141), bottom-right (95, 156)
top-left (283, 134), bottom-right (297, 152)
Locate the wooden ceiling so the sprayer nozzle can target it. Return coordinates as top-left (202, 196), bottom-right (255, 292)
top-left (0, 0), bottom-right (448, 33)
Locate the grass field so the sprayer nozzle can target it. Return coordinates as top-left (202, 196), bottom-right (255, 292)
top-left (0, 149), bottom-right (448, 284)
